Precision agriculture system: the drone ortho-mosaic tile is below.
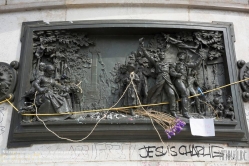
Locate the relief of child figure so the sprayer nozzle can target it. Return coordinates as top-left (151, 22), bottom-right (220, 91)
top-left (188, 69), bottom-right (202, 114)
top-left (25, 62), bottom-right (47, 98)
top-left (223, 96), bottom-right (235, 121)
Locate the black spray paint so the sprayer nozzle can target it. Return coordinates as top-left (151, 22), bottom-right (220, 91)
top-left (139, 144), bottom-right (224, 159)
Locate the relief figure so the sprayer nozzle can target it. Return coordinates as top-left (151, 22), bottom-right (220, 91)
top-left (122, 62), bottom-right (140, 116)
top-left (142, 46), bottom-right (179, 117)
top-left (188, 70), bottom-right (202, 114)
top-left (33, 65), bottom-right (72, 120)
top-left (170, 52), bottom-right (202, 118)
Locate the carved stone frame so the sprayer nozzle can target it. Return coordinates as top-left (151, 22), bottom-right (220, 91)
top-left (7, 20), bottom-right (249, 148)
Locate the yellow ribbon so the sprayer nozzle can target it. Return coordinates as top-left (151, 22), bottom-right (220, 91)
top-left (1, 77), bottom-right (249, 116)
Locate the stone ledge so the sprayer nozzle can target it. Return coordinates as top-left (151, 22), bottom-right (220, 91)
top-left (0, 1), bottom-right (66, 13)
top-left (0, 0), bottom-right (249, 13)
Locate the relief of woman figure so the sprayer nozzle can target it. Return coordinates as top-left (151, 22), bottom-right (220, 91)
top-left (33, 64), bottom-right (72, 121)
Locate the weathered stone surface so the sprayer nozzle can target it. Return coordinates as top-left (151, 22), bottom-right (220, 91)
top-left (1, 0), bottom-right (65, 13)
top-left (1, 142), bottom-right (249, 164)
top-left (195, 0), bottom-right (248, 4)
top-left (7, 0), bottom-right (60, 4)
top-left (66, 7), bottom-right (189, 21)
top-left (0, 0), bottom-right (249, 13)
top-left (65, 0), bottom-right (249, 5)
top-left (0, 0), bottom-right (5, 6)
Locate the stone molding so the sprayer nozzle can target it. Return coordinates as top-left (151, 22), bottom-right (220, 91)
top-left (0, 0), bottom-right (249, 13)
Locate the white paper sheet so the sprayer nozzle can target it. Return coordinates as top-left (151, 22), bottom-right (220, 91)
top-left (189, 118), bottom-right (215, 136)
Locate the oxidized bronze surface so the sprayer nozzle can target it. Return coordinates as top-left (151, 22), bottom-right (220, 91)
top-left (6, 20), bottom-right (249, 148)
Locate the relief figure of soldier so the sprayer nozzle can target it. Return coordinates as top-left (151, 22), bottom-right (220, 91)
top-left (141, 45), bottom-right (179, 117)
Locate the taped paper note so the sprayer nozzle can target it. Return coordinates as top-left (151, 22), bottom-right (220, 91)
top-left (190, 119), bottom-right (215, 136)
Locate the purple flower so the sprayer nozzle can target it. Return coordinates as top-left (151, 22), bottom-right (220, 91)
top-left (168, 131), bottom-right (175, 136)
top-left (171, 128), bottom-right (176, 133)
top-left (165, 119), bottom-right (186, 139)
top-left (175, 126), bottom-right (182, 133)
top-left (165, 130), bottom-right (172, 139)
top-left (176, 120), bottom-right (186, 127)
